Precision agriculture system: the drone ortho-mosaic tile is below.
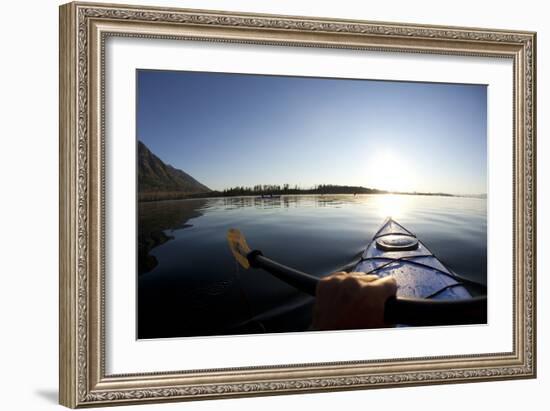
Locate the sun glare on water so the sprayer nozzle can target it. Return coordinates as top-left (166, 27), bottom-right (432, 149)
top-left (373, 194), bottom-right (410, 219)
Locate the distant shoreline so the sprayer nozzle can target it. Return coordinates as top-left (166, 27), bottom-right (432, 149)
top-left (138, 190), bottom-right (487, 203)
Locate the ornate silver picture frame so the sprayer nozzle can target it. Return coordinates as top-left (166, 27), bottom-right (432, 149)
top-left (59, 1), bottom-right (536, 408)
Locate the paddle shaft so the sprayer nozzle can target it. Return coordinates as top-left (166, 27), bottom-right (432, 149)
top-left (247, 250), bottom-right (319, 295)
top-left (247, 250), bottom-right (487, 326)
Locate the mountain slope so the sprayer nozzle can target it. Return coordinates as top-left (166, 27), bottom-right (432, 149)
top-left (138, 140), bottom-right (211, 198)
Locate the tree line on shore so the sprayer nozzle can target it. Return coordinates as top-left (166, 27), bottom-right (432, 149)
top-left (221, 184), bottom-right (387, 196)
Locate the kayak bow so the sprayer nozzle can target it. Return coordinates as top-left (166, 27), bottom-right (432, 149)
top-left (357, 218), bottom-right (486, 326)
top-left (355, 218), bottom-right (472, 301)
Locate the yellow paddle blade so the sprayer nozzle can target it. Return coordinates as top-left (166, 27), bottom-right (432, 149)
top-left (227, 229), bottom-right (252, 269)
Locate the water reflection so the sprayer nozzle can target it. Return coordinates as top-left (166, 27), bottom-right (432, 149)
top-left (138, 199), bottom-right (208, 274)
top-left (216, 193), bottom-right (407, 211)
top-left (220, 194), bottom-right (351, 210)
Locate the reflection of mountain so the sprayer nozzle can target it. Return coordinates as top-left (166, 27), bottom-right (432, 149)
top-left (138, 199), bottom-right (207, 274)
top-left (138, 140), bottom-right (211, 201)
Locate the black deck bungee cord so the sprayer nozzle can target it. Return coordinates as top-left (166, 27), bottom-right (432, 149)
top-left (359, 255), bottom-right (487, 290)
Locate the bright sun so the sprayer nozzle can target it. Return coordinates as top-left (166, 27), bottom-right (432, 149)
top-left (366, 150), bottom-right (416, 193)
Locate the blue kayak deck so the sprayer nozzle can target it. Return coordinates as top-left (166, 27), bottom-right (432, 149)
top-left (354, 219), bottom-right (471, 300)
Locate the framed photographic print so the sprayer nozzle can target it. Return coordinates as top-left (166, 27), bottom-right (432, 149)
top-left (59, 1), bottom-right (537, 408)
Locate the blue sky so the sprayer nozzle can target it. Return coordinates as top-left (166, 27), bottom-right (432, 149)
top-left (137, 70), bottom-right (487, 195)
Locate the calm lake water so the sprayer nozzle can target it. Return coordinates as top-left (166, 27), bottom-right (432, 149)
top-left (138, 194), bottom-right (486, 339)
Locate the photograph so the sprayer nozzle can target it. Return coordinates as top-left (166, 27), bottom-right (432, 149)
top-left (136, 69), bottom-right (488, 339)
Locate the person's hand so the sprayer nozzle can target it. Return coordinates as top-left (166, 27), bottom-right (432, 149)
top-left (312, 272), bottom-right (397, 330)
